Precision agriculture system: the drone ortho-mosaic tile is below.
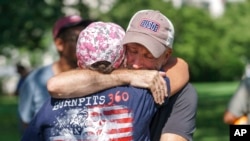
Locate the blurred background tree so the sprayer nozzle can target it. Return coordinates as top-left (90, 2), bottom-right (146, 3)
top-left (0, 0), bottom-right (250, 88)
top-left (101, 0), bottom-right (250, 82)
top-left (0, 0), bottom-right (91, 67)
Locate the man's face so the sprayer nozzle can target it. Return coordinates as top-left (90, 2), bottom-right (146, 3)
top-left (62, 26), bottom-right (84, 67)
top-left (125, 43), bottom-right (168, 70)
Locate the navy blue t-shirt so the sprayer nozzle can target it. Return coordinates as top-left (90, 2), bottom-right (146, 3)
top-left (21, 78), bottom-right (170, 141)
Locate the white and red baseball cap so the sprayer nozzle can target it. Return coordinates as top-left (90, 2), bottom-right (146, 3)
top-left (122, 10), bottom-right (175, 58)
top-left (76, 21), bottom-right (125, 69)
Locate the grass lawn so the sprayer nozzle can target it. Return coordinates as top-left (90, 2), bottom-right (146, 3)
top-left (0, 81), bottom-right (240, 141)
top-left (0, 95), bottom-right (21, 141)
top-left (193, 81), bottom-right (240, 141)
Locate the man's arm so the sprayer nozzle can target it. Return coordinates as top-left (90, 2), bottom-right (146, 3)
top-left (164, 56), bottom-right (189, 96)
top-left (48, 69), bottom-right (128, 98)
top-left (48, 57), bottom-right (189, 103)
top-left (18, 77), bottom-right (34, 131)
top-left (223, 79), bottom-right (249, 124)
top-left (48, 69), bottom-right (167, 104)
top-left (223, 111), bottom-right (239, 124)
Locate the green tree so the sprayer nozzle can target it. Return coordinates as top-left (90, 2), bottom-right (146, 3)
top-left (0, 0), bottom-right (91, 67)
top-left (1, 0), bottom-right (250, 81)
top-left (103, 0), bottom-right (249, 82)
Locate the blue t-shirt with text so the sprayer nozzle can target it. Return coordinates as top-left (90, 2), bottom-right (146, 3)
top-left (22, 78), bottom-right (170, 141)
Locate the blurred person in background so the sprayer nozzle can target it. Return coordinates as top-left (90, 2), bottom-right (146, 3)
top-left (14, 62), bottom-right (30, 96)
top-left (223, 64), bottom-right (250, 125)
top-left (18, 15), bottom-right (93, 134)
top-left (15, 62), bottom-right (30, 136)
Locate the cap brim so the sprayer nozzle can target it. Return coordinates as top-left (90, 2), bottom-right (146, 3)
top-left (61, 20), bottom-right (92, 31)
top-left (122, 31), bottom-right (166, 58)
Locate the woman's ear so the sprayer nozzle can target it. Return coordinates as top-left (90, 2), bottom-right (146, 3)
top-left (54, 38), bottom-right (64, 52)
top-left (77, 61), bottom-right (86, 69)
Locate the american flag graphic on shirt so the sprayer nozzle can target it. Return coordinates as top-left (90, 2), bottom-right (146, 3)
top-left (49, 105), bottom-right (134, 141)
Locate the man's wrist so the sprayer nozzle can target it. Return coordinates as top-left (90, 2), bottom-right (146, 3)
top-left (111, 69), bottom-right (131, 85)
